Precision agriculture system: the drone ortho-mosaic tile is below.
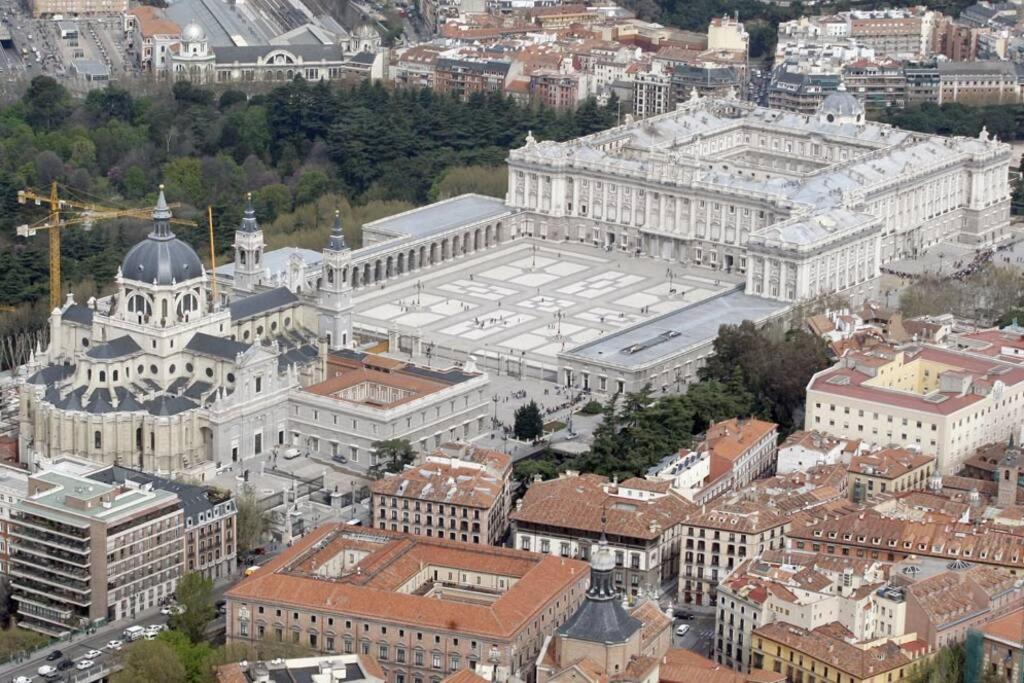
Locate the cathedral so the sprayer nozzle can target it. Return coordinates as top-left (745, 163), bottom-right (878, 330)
top-left (17, 188), bottom-right (354, 475)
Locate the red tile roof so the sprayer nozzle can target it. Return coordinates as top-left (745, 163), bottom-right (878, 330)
top-left (226, 524), bottom-right (588, 639)
top-left (511, 473), bottom-right (695, 540)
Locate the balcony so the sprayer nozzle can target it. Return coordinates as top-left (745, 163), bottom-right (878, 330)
top-left (9, 537), bottom-right (91, 567)
top-left (10, 549), bottom-right (90, 579)
top-left (9, 525), bottom-right (90, 554)
top-left (10, 565), bottom-right (90, 594)
top-left (11, 513), bottom-right (89, 542)
top-left (17, 614), bottom-right (72, 638)
top-left (12, 578), bottom-right (92, 607)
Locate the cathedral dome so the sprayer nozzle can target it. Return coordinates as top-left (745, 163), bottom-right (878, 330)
top-left (121, 188), bottom-right (204, 286)
top-left (818, 84), bottom-right (864, 123)
top-left (182, 22), bottom-right (206, 42)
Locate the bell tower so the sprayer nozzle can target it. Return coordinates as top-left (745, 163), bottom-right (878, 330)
top-left (232, 193), bottom-right (264, 294)
top-left (319, 210), bottom-right (352, 349)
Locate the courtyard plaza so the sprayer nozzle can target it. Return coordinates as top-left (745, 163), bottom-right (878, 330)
top-left (352, 239), bottom-right (744, 376)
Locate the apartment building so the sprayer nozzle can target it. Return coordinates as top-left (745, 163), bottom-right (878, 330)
top-left (848, 10), bottom-right (929, 58)
top-left (788, 507), bottom-right (1024, 573)
top-left (633, 69), bottom-right (672, 118)
top-left (679, 499), bottom-right (789, 608)
top-left (804, 345), bottom-right (1024, 473)
top-left (10, 468), bottom-right (184, 636)
top-left (715, 552), bottom-right (892, 672)
top-left (510, 473), bottom-right (694, 598)
top-left (842, 59), bottom-right (906, 111)
top-left (776, 430), bottom-right (849, 474)
top-left (752, 623), bottom-right (930, 683)
top-left (370, 445), bottom-right (513, 545)
top-left (225, 525), bottom-right (589, 683)
top-left (847, 448), bottom-right (935, 502)
top-left (124, 6), bottom-right (181, 72)
top-left (0, 464), bottom-right (29, 574)
top-left (89, 465), bottom-right (237, 579)
top-left (645, 418), bottom-right (777, 505)
top-left (705, 418), bottom-right (779, 491)
top-left (434, 58), bottom-right (510, 100)
top-left (529, 71), bottom-right (586, 111)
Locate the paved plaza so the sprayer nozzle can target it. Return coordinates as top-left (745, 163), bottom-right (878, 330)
top-left (352, 240), bottom-right (744, 373)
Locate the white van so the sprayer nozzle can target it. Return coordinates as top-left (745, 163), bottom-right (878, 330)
top-left (123, 625), bottom-right (146, 641)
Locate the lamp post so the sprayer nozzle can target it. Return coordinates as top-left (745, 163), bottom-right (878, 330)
top-left (492, 394), bottom-right (499, 429)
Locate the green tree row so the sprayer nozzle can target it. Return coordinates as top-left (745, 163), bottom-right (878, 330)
top-left (0, 76), bottom-right (620, 313)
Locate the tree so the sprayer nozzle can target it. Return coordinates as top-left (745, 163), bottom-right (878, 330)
top-left (428, 165), bottom-right (508, 201)
top-left (0, 626), bottom-right (48, 661)
top-left (369, 438), bottom-right (416, 478)
top-left (159, 630), bottom-right (215, 683)
top-left (514, 400), bottom-right (545, 441)
top-left (24, 76), bottom-right (70, 131)
top-left (113, 639), bottom-right (187, 683)
top-left (170, 572), bottom-right (217, 643)
top-left (236, 486), bottom-right (267, 557)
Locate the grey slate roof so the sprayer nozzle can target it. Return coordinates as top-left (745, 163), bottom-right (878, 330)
top-left (27, 363), bottom-right (75, 385)
top-left (362, 195), bottom-right (510, 239)
top-left (278, 344), bottom-right (319, 371)
top-left (556, 593), bottom-right (641, 644)
top-left (85, 389), bottom-right (114, 414)
top-left (144, 395), bottom-right (199, 416)
top-left (55, 387), bottom-right (86, 411)
top-left (348, 51), bottom-right (377, 65)
top-left (184, 381), bottom-right (213, 399)
top-left (562, 289), bottom-right (789, 369)
top-left (114, 387), bottom-right (145, 411)
top-left (85, 335), bottom-right (142, 360)
top-left (62, 304), bottom-right (94, 326)
top-left (212, 44), bottom-right (344, 63)
top-left (186, 332), bottom-right (251, 360)
top-left (229, 287), bottom-right (299, 321)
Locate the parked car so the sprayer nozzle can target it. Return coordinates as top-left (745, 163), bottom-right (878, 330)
top-left (331, 454), bottom-right (348, 464)
top-left (44, 651), bottom-right (62, 662)
top-left (674, 610), bottom-right (694, 620)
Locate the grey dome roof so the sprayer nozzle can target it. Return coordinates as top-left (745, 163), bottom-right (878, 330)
top-left (819, 88), bottom-right (863, 118)
top-left (121, 188), bottom-right (204, 285)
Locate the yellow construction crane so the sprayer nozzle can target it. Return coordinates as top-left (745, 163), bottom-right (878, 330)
top-left (15, 183), bottom-right (217, 310)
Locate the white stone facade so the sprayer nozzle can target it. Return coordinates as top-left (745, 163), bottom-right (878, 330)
top-left (506, 94), bottom-right (1011, 306)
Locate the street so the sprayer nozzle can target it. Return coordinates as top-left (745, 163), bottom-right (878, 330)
top-left (0, 582), bottom-right (234, 682)
top-left (672, 614), bottom-right (716, 659)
